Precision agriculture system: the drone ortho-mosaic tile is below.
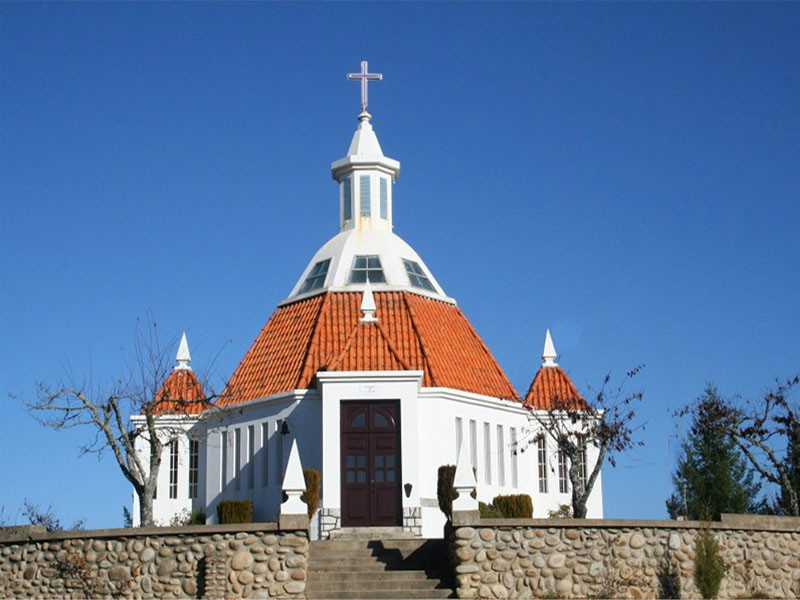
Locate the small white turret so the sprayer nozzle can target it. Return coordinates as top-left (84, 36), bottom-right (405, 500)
top-left (360, 278), bottom-right (378, 322)
top-left (542, 329), bottom-right (558, 367)
top-left (175, 332), bottom-right (192, 371)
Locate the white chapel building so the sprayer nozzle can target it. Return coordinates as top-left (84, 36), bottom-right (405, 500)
top-left (132, 63), bottom-right (603, 535)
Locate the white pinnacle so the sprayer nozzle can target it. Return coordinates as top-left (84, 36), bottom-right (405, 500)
top-left (360, 278), bottom-right (378, 322)
top-left (542, 328), bottom-right (558, 367)
top-left (175, 332), bottom-right (192, 371)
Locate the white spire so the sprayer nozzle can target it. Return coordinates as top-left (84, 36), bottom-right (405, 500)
top-left (542, 328), bottom-right (558, 367)
top-left (175, 332), bottom-right (192, 371)
top-left (360, 278), bottom-right (378, 322)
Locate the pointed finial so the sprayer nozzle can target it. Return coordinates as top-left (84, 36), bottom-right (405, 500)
top-left (453, 439), bottom-right (478, 512)
top-left (280, 439), bottom-right (307, 516)
top-left (542, 328), bottom-right (558, 367)
top-left (175, 332), bottom-right (192, 371)
top-left (360, 278), bottom-right (378, 322)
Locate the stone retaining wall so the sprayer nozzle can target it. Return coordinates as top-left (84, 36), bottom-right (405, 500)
top-left (0, 522), bottom-right (309, 599)
top-left (450, 513), bottom-right (800, 599)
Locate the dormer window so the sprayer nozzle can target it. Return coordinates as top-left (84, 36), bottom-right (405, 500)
top-left (359, 175), bottom-right (371, 217)
top-left (349, 255), bottom-right (385, 283)
top-left (299, 259), bottom-right (331, 294)
top-left (342, 177), bottom-right (352, 222)
top-left (403, 259), bottom-right (435, 291)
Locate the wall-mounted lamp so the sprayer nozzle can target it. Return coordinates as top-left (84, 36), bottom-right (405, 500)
top-left (404, 483), bottom-right (412, 498)
top-left (280, 420), bottom-right (290, 436)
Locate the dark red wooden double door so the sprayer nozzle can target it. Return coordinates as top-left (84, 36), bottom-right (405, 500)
top-left (340, 401), bottom-right (401, 527)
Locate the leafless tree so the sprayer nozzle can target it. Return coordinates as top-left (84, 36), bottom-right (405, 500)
top-left (712, 376), bottom-right (800, 516)
top-left (520, 366), bottom-right (645, 518)
top-left (21, 316), bottom-right (228, 527)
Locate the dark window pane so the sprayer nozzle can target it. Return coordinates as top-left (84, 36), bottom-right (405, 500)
top-left (375, 455), bottom-right (384, 468)
top-left (354, 256), bottom-right (367, 268)
top-left (346, 471), bottom-right (355, 483)
top-left (350, 413), bottom-right (366, 427)
top-left (346, 455), bottom-right (355, 468)
top-left (386, 471), bottom-right (395, 482)
top-left (376, 471), bottom-right (384, 483)
top-left (374, 413), bottom-right (389, 427)
top-left (357, 471), bottom-right (366, 483)
top-left (357, 455), bottom-right (366, 468)
top-left (386, 455), bottom-right (395, 468)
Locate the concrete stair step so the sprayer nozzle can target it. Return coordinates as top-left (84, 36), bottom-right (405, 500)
top-left (308, 556), bottom-right (447, 571)
top-left (306, 589), bottom-right (454, 599)
top-left (309, 562), bottom-right (447, 572)
top-left (311, 538), bottom-right (443, 551)
top-left (307, 569), bottom-right (450, 582)
top-left (309, 553), bottom-right (448, 566)
top-left (307, 578), bottom-right (453, 592)
top-left (327, 527), bottom-right (417, 540)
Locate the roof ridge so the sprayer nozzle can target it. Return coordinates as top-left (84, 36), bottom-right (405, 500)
top-left (451, 303), bottom-right (520, 401)
top-left (325, 319), bottom-right (364, 371)
top-left (296, 292), bottom-right (331, 387)
top-left (374, 320), bottom-right (413, 371)
top-left (401, 292), bottom-right (438, 386)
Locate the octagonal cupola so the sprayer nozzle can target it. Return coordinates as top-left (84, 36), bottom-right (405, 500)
top-left (283, 61), bottom-right (452, 305)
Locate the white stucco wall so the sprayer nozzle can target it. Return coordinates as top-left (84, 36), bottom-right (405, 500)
top-left (134, 378), bottom-right (604, 534)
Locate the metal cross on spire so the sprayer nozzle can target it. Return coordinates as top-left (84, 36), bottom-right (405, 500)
top-left (347, 60), bottom-right (382, 114)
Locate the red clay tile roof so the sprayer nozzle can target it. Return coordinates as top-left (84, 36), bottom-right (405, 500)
top-left (219, 291), bottom-right (519, 405)
top-left (523, 365), bottom-right (587, 410)
top-left (152, 369), bottom-right (207, 415)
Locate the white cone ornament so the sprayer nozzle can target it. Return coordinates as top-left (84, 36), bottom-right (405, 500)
top-left (452, 439), bottom-right (478, 512)
top-left (280, 439), bottom-right (307, 515)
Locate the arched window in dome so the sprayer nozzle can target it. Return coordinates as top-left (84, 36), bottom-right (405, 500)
top-left (349, 255), bottom-right (385, 283)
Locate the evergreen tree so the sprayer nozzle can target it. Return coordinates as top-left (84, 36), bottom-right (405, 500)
top-left (667, 385), bottom-right (761, 520)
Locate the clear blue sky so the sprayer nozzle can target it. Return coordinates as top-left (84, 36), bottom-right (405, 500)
top-left (2, 3), bottom-right (798, 528)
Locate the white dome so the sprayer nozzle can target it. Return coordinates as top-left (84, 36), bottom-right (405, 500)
top-left (282, 227), bottom-right (453, 305)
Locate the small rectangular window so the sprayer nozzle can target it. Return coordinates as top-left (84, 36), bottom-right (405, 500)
top-left (558, 448), bottom-right (568, 494)
top-left (497, 425), bottom-right (505, 487)
top-left (484, 422), bottom-right (492, 485)
top-left (234, 428), bottom-right (242, 491)
top-left (578, 438), bottom-right (587, 490)
top-left (189, 439), bottom-right (199, 499)
top-left (247, 425), bottom-right (255, 490)
top-left (343, 177), bottom-right (352, 221)
top-left (275, 420), bottom-right (284, 484)
top-left (510, 427), bottom-right (518, 488)
top-left (469, 419), bottom-right (477, 471)
top-left (299, 259), bottom-right (330, 294)
top-left (537, 436), bottom-right (548, 493)
top-left (169, 439), bottom-right (179, 499)
top-left (403, 259), bottom-right (435, 292)
top-left (262, 422), bottom-right (270, 487)
top-left (380, 178), bottom-right (388, 219)
top-left (349, 255), bottom-right (386, 283)
top-left (221, 431), bottom-right (228, 493)
top-left (359, 175), bottom-right (371, 217)
top-left (455, 417), bottom-right (463, 459)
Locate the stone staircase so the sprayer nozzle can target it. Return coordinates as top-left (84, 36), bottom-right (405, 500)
top-left (306, 537), bottom-right (455, 599)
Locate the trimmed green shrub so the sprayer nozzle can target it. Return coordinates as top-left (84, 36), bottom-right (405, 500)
top-left (301, 468), bottom-right (321, 518)
top-left (479, 501), bottom-right (503, 519)
top-left (437, 465), bottom-right (457, 520)
top-left (492, 494), bottom-right (533, 518)
top-left (694, 528), bottom-right (726, 599)
top-left (188, 509), bottom-right (206, 525)
top-left (217, 500), bottom-right (253, 524)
